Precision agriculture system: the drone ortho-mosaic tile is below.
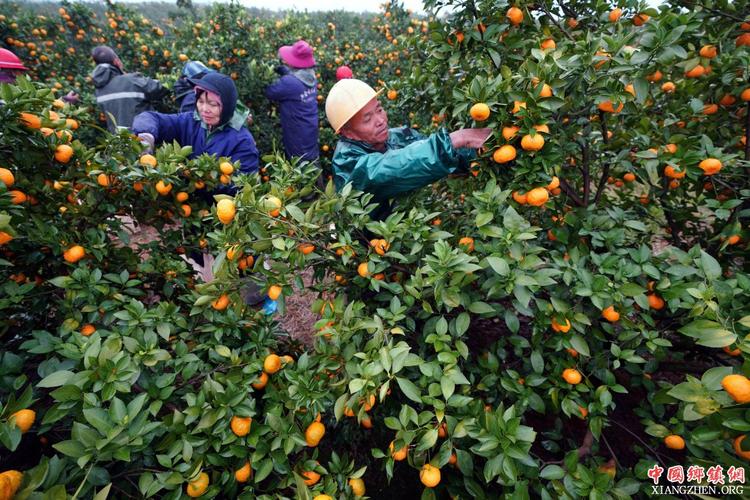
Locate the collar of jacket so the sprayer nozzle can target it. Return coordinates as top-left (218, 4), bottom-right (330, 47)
top-left (193, 105), bottom-right (247, 133)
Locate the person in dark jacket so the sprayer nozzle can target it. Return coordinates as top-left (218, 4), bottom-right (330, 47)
top-left (132, 72), bottom-right (259, 179)
top-left (173, 60), bottom-right (215, 113)
top-left (325, 78), bottom-right (490, 217)
top-left (265, 40), bottom-right (319, 162)
top-left (91, 45), bottom-right (168, 132)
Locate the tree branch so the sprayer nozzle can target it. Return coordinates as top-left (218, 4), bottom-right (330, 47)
top-left (577, 429), bottom-right (594, 458)
top-left (538, 0), bottom-right (575, 41)
top-left (592, 111), bottom-right (610, 205)
top-left (559, 177), bottom-right (584, 206)
top-left (744, 102), bottom-right (750, 162)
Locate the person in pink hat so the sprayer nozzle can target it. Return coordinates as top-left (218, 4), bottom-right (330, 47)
top-left (265, 40), bottom-right (319, 163)
top-left (336, 65), bottom-right (353, 81)
top-left (0, 48), bottom-right (29, 83)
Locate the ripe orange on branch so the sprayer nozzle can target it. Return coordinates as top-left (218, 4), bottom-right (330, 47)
top-left (305, 421), bottom-right (325, 447)
top-left (420, 464), bottom-right (441, 487)
top-left (493, 145), bottom-right (516, 163)
top-left (562, 368), bottom-right (582, 385)
top-left (230, 416), bottom-right (252, 437)
top-left (469, 103), bottom-right (490, 121)
top-left (722, 374), bottom-right (750, 403)
top-left (11, 409), bottom-right (35, 433)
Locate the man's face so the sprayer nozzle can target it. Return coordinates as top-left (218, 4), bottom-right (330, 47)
top-left (341, 98), bottom-right (389, 145)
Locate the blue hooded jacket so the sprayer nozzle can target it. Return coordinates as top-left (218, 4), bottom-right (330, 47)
top-left (132, 73), bottom-right (259, 176)
top-left (265, 67), bottom-right (319, 161)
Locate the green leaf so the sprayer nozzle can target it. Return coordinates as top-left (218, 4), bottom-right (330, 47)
top-left (569, 334), bottom-right (591, 357)
top-left (37, 370), bottom-right (75, 388)
top-left (47, 276), bottom-right (72, 288)
top-left (624, 220), bottom-right (647, 232)
top-left (441, 376), bottom-right (455, 400)
top-left (255, 458), bottom-right (274, 482)
top-left (396, 377), bottom-right (422, 403)
top-left (679, 320), bottom-right (736, 348)
top-left (620, 283), bottom-right (646, 297)
top-left (214, 345), bottom-right (231, 358)
top-left (530, 351), bottom-right (544, 374)
top-left (476, 211), bottom-right (493, 227)
top-left (540, 464), bottom-right (565, 480)
top-left (469, 302), bottom-right (494, 314)
top-left (53, 440), bottom-right (87, 458)
top-left (486, 256), bottom-right (510, 276)
top-left (93, 483), bottom-right (112, 500)
top-left (349, 378), bottom-right (366, 393)
top-left (286, 204), bottom-right (305, 223)
top-left (699, 250), bottom-right (721, 280)
top-left (455, 313), bottom-right (470, 336)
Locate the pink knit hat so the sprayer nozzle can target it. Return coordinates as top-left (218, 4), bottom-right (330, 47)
top-left (335, 65), bottom-right (353, 81)
top-left (278, 40), bottom-right (316, 69)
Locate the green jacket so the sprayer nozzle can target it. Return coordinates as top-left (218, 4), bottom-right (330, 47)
top-left (332, 127), bottom-right (473, 205)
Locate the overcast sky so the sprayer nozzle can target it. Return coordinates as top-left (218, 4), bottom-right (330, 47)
top-left (234, 0), bottom-right (427, 13)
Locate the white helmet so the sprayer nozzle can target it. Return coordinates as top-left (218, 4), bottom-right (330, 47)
top-left (325, 78), bottom-right (382, 133)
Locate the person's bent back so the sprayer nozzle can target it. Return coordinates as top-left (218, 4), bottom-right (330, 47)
top-left (132, 72), bottom-right (259, 183)
top-left (91, 45), bottom-right (168, 132)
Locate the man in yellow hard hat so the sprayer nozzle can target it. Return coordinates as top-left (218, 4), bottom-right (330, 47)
top-left (325, 78), bottom-right (490, 214)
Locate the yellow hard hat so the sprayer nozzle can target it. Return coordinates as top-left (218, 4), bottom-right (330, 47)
top-left (325, 78), bottom-right (383, 133)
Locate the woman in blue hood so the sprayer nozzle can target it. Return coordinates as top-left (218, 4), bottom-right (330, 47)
top-left (132, 72), bottom-right (259, 179)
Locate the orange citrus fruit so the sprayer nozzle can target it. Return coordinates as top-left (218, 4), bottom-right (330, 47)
top-left (349, 478), bottom-right (365, 496)
top-left (419, 464), bottom-right (441, 488)
top-left (734, 435), bottom-right (750, 460)
top-left (268, 285), bottom-right (282, 300)
top-left (230, 416), bottom-right (252, 437)
top-left (0, 168), bottom-right (14, 187)
top-left (264, 354), bottom-right (282, 374)
top-left (469, 103), bottom-right (490, 121)
top-left (698, 158), bottom-right (722, 175)
top-left (562, 368), bottom-right (582, 385)
top-left (722, 374), bottom-right (750, 403)
top-left (63, 245), bottom-right (85, 263)
top-left (252, 372), bottom-right (269, 390)
top-left (155, 180), bottom-right (172, 195)
top-left (506, 6), bottom-right (523, 25)
top-left (186, 471), bottom-right (209, 498)
top-left (551, 318), bottom-right (571, 333)
top-left (526, 187), bottom-right (549, 206)
top-left (601, 305), bottom-right (620, 322)
top-left (11, 409), bottom-right (35, 433)
top-left (647, 294), bottom-right (665, 310)
top-left (302, 469), bottom-right (320, 486)
top-left (219, 161), bottom-right (234, 175)
top-left (305, 421), bottom-right (326, 447)
top-left (520, 134), bottom-right (544, 151)
top-left (664, 435), bottom-right (685, 450)
top-left (458, 236), bottom-right (475, 253)
top-left (235, 462), bottom-right (252, 483)
top-left (217, 198), bottom-right (236, 224)
top-left (389, 441), bottom-right (407, 461)
top-left (493, 145), bottom-right (517, 163)
top-left (54, 144), bottom-right (74, 163)
top-left (212, 294), bottom-right (230, 311)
